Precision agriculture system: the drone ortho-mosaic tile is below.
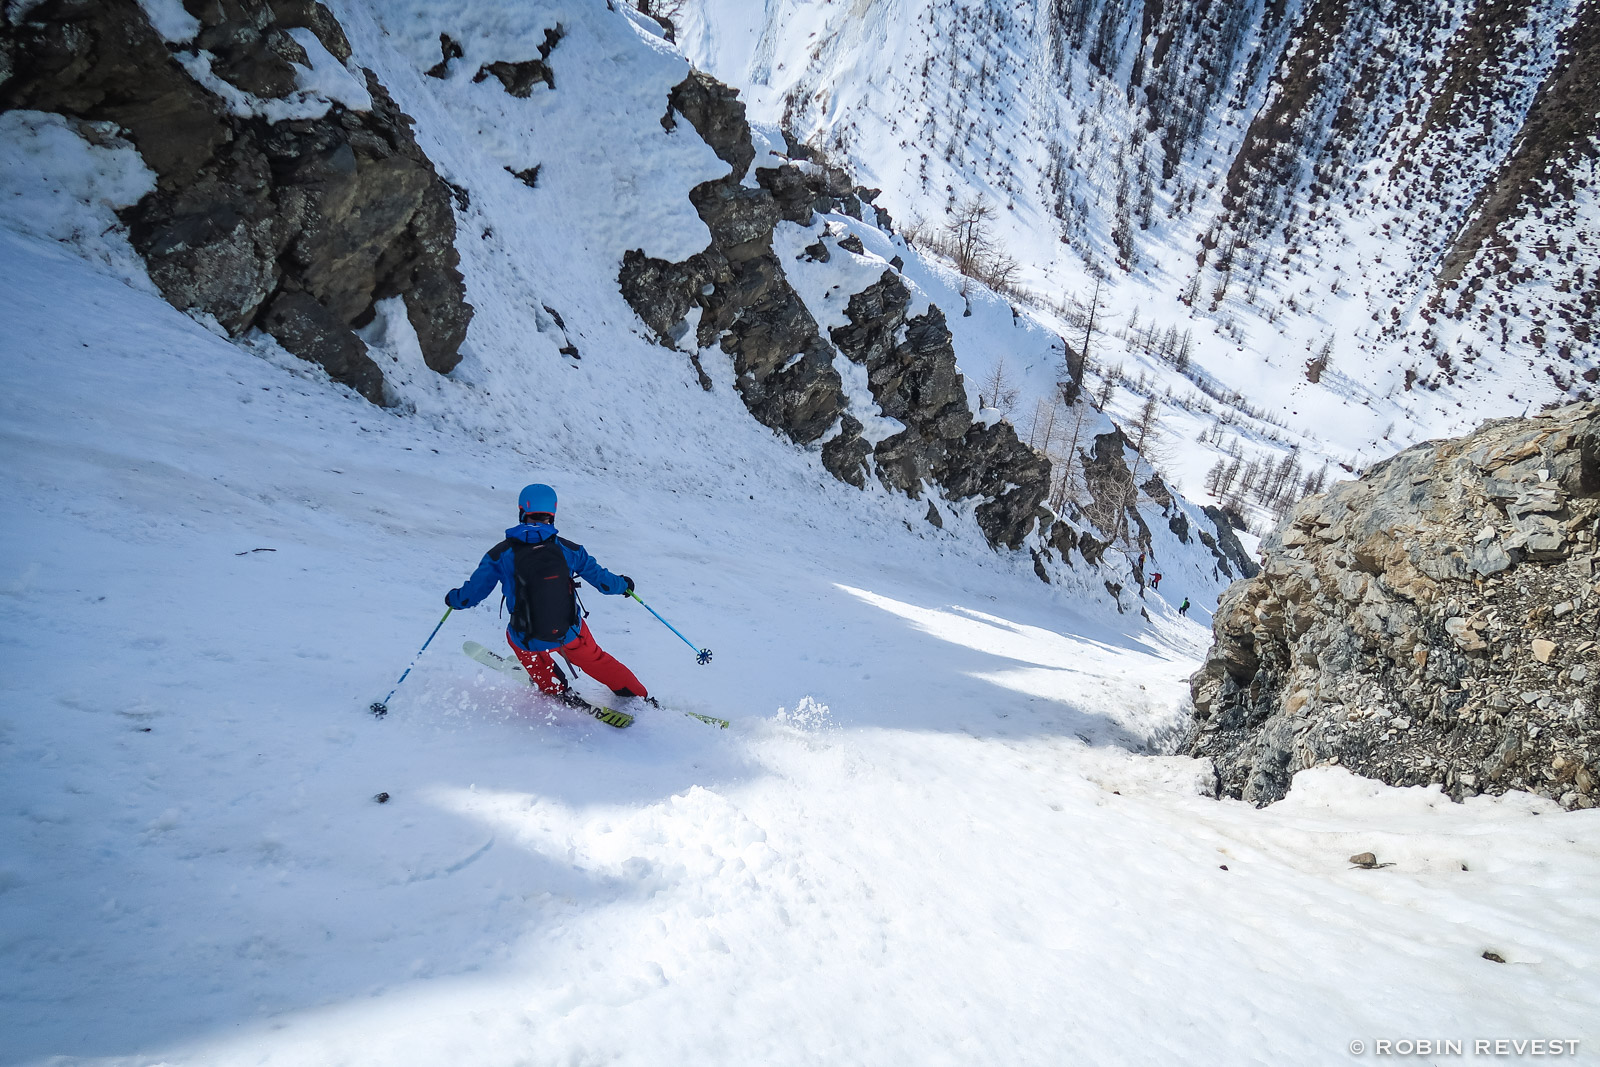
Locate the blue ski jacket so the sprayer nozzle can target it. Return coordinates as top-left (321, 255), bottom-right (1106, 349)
top-left (447, 523), bottom-right (629, 651)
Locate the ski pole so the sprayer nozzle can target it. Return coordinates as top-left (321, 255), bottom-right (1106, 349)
top-left (628, 590), bottom-right (712, 664)
top-left (371, 607), bottom-right (452, 717)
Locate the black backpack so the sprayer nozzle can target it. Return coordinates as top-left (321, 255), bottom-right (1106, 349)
top-left (498, 536), bottom-right (578, 644)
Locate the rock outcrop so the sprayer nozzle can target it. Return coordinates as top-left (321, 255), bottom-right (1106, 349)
top-left (1199, 505), bottom-right (1259, 581)
top-left (620, 72), bottom-right (846, 445)
top-left (827, 271), bottom-right (1050, 548)
top-left (1, 0), bottom-right (472, 404)
top-left (1187, 403), bottom-right (1600, 809)
top-left (620, 71), bottom-right (1050, 550)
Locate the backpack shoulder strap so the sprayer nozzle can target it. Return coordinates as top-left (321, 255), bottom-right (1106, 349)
top-left (487, 537), bottom-right (518, 562)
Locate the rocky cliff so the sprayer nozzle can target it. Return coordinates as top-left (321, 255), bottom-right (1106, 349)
top-left (1187, 403), bottom-right (1600, 809)
top-left (1, 0), bottom-right (472, 404)
top-left (619, 71), bottom-right (1054, 552)
top-left (619, 69), bottom-right (1256, 572)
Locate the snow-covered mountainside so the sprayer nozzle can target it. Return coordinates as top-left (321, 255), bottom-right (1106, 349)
top-left (4, 111), bottom-right (1597, 1067)
top-left (3, 1), bottom-right (1599, 1063)
top-left (672, 0), bottom-right (1599, 516)
top-left (1, 0), bottom-right (1263, 600)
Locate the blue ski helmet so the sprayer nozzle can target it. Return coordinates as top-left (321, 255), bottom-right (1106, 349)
top-left (518, 483), bottom-right (558, 517)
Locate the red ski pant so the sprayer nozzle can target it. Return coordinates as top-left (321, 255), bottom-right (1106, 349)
top-left (509, 620), bottom-right (648, 698)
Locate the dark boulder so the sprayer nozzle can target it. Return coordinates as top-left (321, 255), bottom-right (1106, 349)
top-left (471, 26), bottom-right (562, 96)
top-left (260, 289), bottom-right (385, 403)
top-left (425, 33), bottom-right (463, 78)
top-left (935, 419), bottom-right (1050, 549)
top-left (665, 70), bottom-right (753, 177)
top-left (822, 415), bottom-right (872, 488)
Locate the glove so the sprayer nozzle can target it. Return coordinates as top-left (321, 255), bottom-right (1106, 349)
top-left (445, 588), bottom-right (466, 609)
top-left (620, 575), bottom-right (635, 596)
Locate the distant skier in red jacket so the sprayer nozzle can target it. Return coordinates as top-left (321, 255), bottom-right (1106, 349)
top-left (1150, 571), bottom-right (1163, 590)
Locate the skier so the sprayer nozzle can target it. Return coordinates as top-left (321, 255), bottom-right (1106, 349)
top-left (1150, 571), bottom-right (1163, 590)
top-left (445, 483), bottom-right (650, 701)
top-left (1178, 597), bottom-right (1190, 616)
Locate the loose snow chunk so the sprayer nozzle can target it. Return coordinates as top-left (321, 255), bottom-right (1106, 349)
top-left (286, 28), bottom-right (373, 112)
top-left (772, 696), bottom-right (835, 731)
top-left (669, 306), bottom-right (704, 351)
top-left (174, 34), bottom-right (372, 122)
top-left (174, 50), bottom-right (338, 122)
top-left (0, 112), bottom-right (155, 224)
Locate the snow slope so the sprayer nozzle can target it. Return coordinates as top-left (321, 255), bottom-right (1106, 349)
top-left (6, 214), bottom-right (1599, 1065)
top-left (2, 2), bottom-right (1598, 1063)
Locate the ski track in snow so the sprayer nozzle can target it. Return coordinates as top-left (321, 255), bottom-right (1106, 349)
top-left (2, 2), bottom-right (1598, 1063)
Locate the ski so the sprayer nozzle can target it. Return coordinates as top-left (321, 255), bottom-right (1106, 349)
top-left (461, 641), bottom-right (724, 729)
top-left (563, 692), bottom-right (635, 729)
top-left (462, 641), bottom-right (634, 728)
top-left (463, 639), bottom-right (529, 677)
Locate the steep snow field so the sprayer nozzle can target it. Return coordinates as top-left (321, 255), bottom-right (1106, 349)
top-left (6, 221), bottom-right (1600, 1066)
top-left (3, 1), bottom-right (1599, 1062)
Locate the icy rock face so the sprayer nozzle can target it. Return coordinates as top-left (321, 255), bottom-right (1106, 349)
top-left (1066, 427), bottom-right (1257, 581)
top-left (1187, 403), bottom-right (1600, 809)
top-left (620, 70), bottom-right (1050, 550)
top-left (1, 0), bottom-right (471, 405)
